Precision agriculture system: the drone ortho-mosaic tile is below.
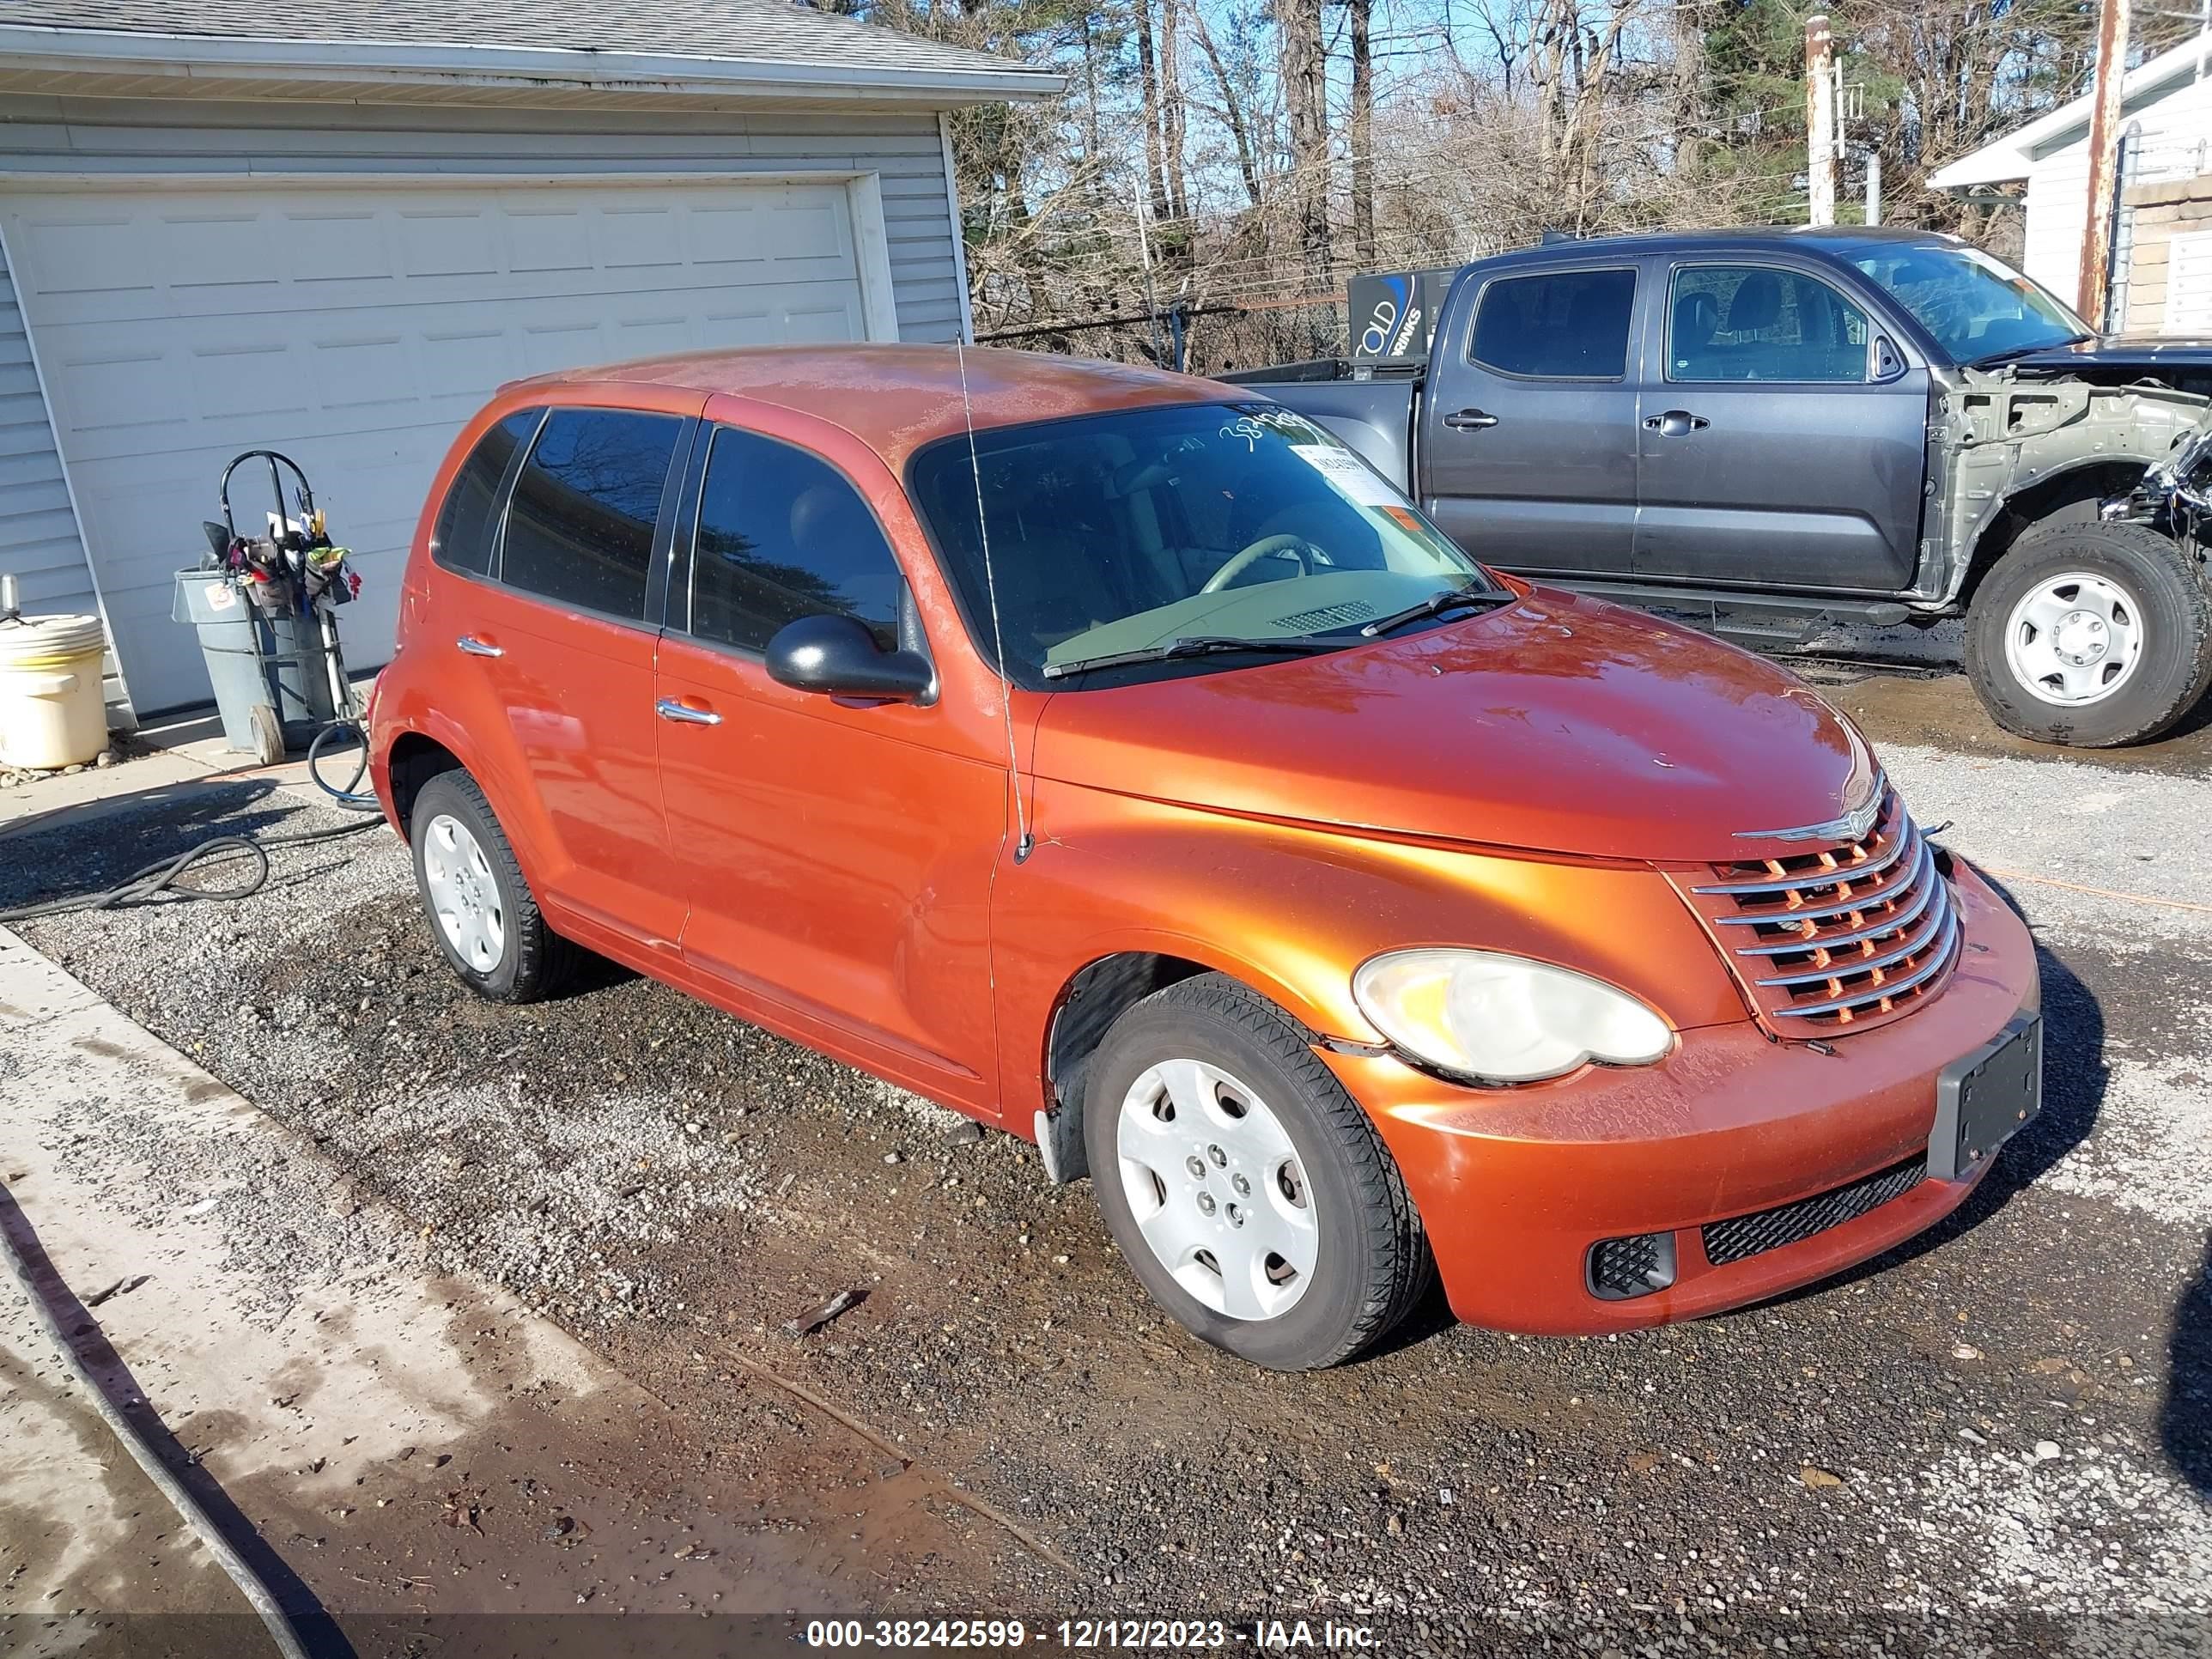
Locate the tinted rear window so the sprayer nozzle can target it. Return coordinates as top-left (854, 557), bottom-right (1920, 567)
top-left (499, 409), bottom-right (684, 621)
top-left (432, 410), bottom-right (538, 576)
top-left (1469, 268), bottom-right (1637, 379)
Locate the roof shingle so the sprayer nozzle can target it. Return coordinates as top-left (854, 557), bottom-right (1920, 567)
top-left (0, 0), bottom-right (1060, 94)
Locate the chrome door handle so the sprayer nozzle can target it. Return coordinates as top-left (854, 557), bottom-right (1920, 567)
top-left (654, 697), bottom-right (721, 726)
top-left (455, 635), bottom-right (503, 658)
top-left (1643, 410), bottom-right (1711, 435)
top-left (1443, 407), bottom-right (1499, 430)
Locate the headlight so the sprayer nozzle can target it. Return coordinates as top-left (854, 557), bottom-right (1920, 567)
top-left (1352, 949), bottom-right (1673, 1085)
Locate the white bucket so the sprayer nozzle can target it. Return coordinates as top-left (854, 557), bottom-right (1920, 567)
top-left (0, 611), bottom-right (109, 770)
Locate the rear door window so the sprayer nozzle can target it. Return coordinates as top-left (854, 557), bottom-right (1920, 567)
top-left (1468, 268), bottom-right (1637, 379)
top-left (498, 409), bottom-right (684, 621)
top-left (1668, 265), bottom-right (1869, 383)
top-left (432, 410), bottom-right (538, 577)
top-left (684, 426), bottom-right (904, 653)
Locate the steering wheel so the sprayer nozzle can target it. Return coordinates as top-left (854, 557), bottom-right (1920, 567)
top-left (1201, 532), bottom-right (1322, 594)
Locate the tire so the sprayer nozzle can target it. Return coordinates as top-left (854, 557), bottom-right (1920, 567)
top-left (1083, 972), bottom-right (1432, 1370)
top-left (409, 769), bottom-right (578, 1003)
top-left (1966, 520), bottom-right (2212, 747)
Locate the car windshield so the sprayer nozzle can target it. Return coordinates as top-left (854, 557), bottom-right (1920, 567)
top-left (908, 401), bottom-right (1498, 687)
top-left (1849, 243), bottom-right (2089, 363)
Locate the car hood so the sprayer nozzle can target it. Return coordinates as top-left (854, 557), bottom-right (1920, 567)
top-left (1999, 333), bottom-right (2212, 373)
top-left (1030, 587), bottom-right (1880, 864)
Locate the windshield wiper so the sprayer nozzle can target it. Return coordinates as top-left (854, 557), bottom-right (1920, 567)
top-left (1041, 635), bottom-right (1339, 680)
top-left (1358, 585), bottom-right (1512, 638)
top-left (1973, 331), bottom-right (2094, 367)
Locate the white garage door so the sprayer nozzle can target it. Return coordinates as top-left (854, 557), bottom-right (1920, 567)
top-left (3, 177), bottom-right (879, 714)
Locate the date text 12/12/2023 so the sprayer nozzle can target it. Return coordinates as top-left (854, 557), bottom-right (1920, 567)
top-left (802, 1619), bottom-right (1381, 1650)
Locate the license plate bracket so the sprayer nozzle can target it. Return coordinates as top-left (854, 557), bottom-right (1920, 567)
top-left (1929, 1014), bottom-right (2043, 1182)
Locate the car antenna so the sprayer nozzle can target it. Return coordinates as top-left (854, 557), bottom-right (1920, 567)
top-left (956, 342), bottom-right (1034, 865)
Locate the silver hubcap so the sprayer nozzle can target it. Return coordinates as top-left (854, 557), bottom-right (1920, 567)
top-left (421, 812), bottom-right (505, 973)
top-left (2004, 572), bottom-right (2144, 707)
top-left (1115, 1059), bottom-right (1318, 1322)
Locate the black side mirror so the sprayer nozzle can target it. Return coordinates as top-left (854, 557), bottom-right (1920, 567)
top-left (764, 613), bottom-right (934, 703)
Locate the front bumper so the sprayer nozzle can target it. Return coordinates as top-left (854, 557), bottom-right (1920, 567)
top-left (1325, 857), bottom-right (2039, 1334)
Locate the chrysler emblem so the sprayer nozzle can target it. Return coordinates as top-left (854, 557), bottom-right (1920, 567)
top-left (1735, 720), bottom-right (1886, 844)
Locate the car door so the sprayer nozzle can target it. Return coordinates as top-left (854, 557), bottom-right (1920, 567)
top-left (1632, 260), bottom-right (1929, 592)
top-left (1419, 261), bottom-right (1645, 575)
top-left (461, 402), bottom-right (692, 951)
top-left (653, 417), bottom-right (1006, 1115)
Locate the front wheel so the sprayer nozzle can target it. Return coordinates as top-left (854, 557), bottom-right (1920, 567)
top-left (1965, 520), bottom-right (2212, 747)
top-left (1084, 973), bottom-right (1433, 1370)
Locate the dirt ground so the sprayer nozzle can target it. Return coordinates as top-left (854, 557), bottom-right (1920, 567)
top-left (3, 666), bottom-right (2210, 1656)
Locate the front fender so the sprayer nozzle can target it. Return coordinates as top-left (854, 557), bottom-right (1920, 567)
top-left (988, 778), bottom-right (1747, 1126)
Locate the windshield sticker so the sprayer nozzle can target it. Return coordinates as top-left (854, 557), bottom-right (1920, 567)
top-left (1290, 443), bottom-right (1402, 508)
top-left (1220, 414), bottom-right (1270, 452)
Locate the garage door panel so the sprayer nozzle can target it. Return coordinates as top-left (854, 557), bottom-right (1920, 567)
top-left (4, 177), bottom-right (874, 712)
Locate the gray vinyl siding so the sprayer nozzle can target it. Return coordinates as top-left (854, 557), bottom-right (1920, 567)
top-left (0, 228), bottom-right (127, 715)
top-left (0, 95), bottom-right (969, 343)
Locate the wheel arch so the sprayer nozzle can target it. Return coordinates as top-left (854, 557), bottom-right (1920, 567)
top-left (1033, 944), bottom-right (1330, 1184)
top-left (384, 730), bottom-right (467, 840)
top-left (1961, 459), bottom-right (2149, 607)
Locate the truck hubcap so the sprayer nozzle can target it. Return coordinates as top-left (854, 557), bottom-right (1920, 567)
top-left (422, 813), bottom-right (505, 973)
top-left (1115, 1058), bottom-right (1318, 1322)
top-left (2004, 573), bottom-right (2143, 707)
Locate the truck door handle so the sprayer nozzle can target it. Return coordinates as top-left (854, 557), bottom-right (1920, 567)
top-left (1644, 410), bottom-right (1711, 436)
top-left (455, 634), bottom-right (503, 658)
top-left (654, 697), bottom-right (721, 726)
top-left (1443, 408), bottom-right (1499, 431)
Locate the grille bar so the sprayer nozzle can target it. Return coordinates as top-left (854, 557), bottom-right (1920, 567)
top-left (1668, 789), bottom-right (1960, 1035)
top-left (1702, 1157), bottom-right (1928, 1266)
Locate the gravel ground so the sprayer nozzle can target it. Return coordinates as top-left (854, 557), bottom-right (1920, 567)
top-left (6, 707), bottom-right (2210, 1654)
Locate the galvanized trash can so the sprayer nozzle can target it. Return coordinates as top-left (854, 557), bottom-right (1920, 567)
top-left (173, 568), bottom-right (338, 763)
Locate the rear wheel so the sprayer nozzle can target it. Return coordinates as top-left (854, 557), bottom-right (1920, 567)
top-left (1966, 520), bottom-right (2212, 747)
top-left (409, 769), bottom-right (578, 1002)
top-left (1084, 973), bottom-right (1431, 1370)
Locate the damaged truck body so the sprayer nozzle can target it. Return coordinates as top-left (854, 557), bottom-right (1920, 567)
top-left (1229, 228), bottom-right (2212, 747)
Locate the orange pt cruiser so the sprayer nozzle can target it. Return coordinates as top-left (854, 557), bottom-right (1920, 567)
top-left (368, 345), bottom-right (2042, 1371)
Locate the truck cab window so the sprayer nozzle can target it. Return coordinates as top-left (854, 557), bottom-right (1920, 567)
top-left (1468, 268), bottom-right (1637, 379)
top-left (1668, 266), bottom-right (1869, 384)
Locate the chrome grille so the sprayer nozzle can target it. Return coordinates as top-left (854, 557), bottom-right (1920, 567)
top-left (1672, 790), bottom-right (1960, 1034)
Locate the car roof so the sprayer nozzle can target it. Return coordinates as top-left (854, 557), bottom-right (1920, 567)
top-left (505, 343), bottom-right (1233, 468)
top-left (1476, 224), bottom-right (1961, 264)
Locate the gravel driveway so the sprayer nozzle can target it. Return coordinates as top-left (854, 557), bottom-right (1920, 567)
top-left (6, 701), bottom-right (2209, 1656)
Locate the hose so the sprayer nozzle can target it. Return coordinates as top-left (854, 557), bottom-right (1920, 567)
top-left (0, 1182), bottom-right (313, 1659)
top-left (305, 721), bottom-right (381, 812)
top-left (0, 818), bottom-right (380, 925)
top-left (0, 720), bottom-right (386, 925)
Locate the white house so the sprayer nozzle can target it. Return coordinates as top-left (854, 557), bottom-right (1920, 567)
top-left (1929, 34), bottom-right (2212, 330)
top-left (0, 1), bottom-right (1060, 720)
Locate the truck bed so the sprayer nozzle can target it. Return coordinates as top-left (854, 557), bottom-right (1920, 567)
top-left (1218, 362), bottom-right (1421, 489)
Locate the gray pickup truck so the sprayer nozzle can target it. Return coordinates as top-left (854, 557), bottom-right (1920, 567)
top-left (1226, 226), bottom-right (2212, 747)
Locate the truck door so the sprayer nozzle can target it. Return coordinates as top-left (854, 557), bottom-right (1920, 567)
top-left (1632, 260), bottom-right (1928, 592)
top-left (1419, 261), bottom-right (1645, 576)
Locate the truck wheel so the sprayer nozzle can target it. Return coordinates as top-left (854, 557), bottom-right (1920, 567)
top-left (1083, 972), bottom-right (1433, 1370)
top-left (1966, 520), bottom-right (2212, 747)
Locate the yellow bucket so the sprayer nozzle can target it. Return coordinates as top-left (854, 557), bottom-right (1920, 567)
top-left (0, 611), bottom-right (109, 770)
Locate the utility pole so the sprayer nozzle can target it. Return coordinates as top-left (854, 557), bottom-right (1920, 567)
top-left (1865, 149), bottom-right (1882, 226)
top-left (1805, 15), bottom-right (1837, 227)
top-left (2079, 0), bottom-right (2132, 326)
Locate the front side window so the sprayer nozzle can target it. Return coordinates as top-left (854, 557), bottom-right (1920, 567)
top-left (1668, 265), bottom-right (1869, 383)
top-left (1848, 242), bottom-right (2088, 364)
top-left (498, 409), bottom-right (683, 621)
top-left (688, 427), bottom-right (904, 653)
top-left (432, 410), bottom-right (538, 576)
top-left (908, 402), bottom-right (1498, 689)
top-left (1468, 268), bottom-right (1637, 379)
